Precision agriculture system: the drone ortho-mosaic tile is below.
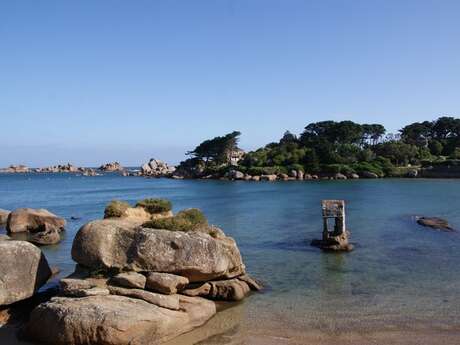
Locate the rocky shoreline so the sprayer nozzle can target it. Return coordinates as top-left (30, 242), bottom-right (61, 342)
top-left (2, 158), bottom-right (460, 180)
top-left (0, 199), bottom-right (262, 345)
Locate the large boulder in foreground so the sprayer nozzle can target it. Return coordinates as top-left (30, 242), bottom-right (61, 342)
top-left (0, 240), bottom-right (52, 305)
top-left (6, 208), bottom-right (66, 234)
top-left (24, 294), bottom-right (216, 345)
top-left (71, 219), bottom-right (245, 282)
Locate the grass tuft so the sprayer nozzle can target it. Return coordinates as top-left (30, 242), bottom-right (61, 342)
top-left (104, 200), bottom-right (130, 218)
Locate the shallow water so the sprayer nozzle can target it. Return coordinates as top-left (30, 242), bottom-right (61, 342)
top-left (1, 174), bottom-right (460, 341)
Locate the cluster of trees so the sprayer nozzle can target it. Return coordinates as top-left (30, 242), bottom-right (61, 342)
top-left (176, 131), bottom-right (242, 176)
top-left (185, 131), bottom-right (241, 167)
top-left (178, 116), bottom-right (460, 178)
top-left (400, 117), bottom-right (460, 156)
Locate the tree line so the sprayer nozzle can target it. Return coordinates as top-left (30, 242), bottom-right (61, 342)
top-left (178, 116), bottom-right (460, 178)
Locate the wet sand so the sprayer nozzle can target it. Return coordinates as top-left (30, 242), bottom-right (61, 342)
top-left (3, 309), bottom-right (460, 345)
top-left (164, 304), bottom-right (460, 345)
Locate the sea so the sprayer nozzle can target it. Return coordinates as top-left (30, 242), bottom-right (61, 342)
top-left (1, 173), bottom-right (460, 344)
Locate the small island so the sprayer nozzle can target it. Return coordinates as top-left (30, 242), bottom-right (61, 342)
top-left (172, 116), bottom-right (460, 180)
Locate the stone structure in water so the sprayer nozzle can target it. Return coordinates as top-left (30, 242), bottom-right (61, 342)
top-left (311, 200), bottom-right (353, 252)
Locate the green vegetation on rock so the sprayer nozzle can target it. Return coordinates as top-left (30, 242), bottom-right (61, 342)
top-left (143, 208), bottom-right (207, 232)
top-left (104, 200), bottom-right (130, 218)
top-left (135, 198), bottom-right (172, 214)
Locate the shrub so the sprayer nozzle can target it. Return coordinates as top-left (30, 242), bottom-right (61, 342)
top-left (340, 165), bottom-right (356, 176)
top-left (427, 159), bottom-right (460, 167)
top-left (449, 148), bottom-right (460, 160)
top-left (262, 166), bottom-right (287, 175)
top-left (104, 200), bottom-right (130, 218)
top-left (351, 162), bottom-right (384, 177)
top-left (136, 198), bottom-right (172, 214)
top-left (287, 164), bottom-right (304, 173)
top-left (246, 167), bottom-right (265, 176)
top-left (429, 140), bottom-right (443, 156)
top-left (175, 208), bottom-right (207, 226)
top-left (143, 208), bottom-right (207, 232)
top-left (321, 164), bottom-right (355, 175)
top-left (374, 157), bottom-right (395, 176)
top-left (322, 164), bottom-right (341, 174)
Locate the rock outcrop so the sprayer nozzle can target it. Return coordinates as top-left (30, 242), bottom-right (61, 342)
top-left (24, 199), bottom-right (261, 345)
top-left (34, 163), bottom-right (79, 173)
top-left (71, 220), bottom-right (245, 282)
top-left (6, 208), bottom-right (66, 245)
top-left (7, 208), bottom-right (66, 234)
top-left (0, 165), bottom-right (30, 173)
top-left (0, 240), bottom-right (52, 305)
top-left (24, 294), bottom-right (216, 345)
top-left (141, 159), bottom-right (175, 177)
top-left (99, 162), bottom-right (123, 172)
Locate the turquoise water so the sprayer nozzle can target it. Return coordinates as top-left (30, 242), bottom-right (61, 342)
top-left (1, 174), bottom-right (460, 335)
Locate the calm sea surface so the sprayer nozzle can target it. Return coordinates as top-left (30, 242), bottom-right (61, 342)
top-left (1, 174), bottom-right (460, 340)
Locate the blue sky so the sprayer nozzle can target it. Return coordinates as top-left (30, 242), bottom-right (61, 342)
top-left (1, 0), bottom-right (459, 166)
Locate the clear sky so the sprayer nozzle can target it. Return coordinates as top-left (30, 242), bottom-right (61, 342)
top-left (1, 0), bottom-right (459, 167)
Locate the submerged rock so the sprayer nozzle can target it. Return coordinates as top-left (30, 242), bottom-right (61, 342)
top-left (311, 234), bottom-right (354, 252)
top-left (416, 216), bottom-right (454, 231)
top-left (24, 294), bottom-right (216, 345)
top-left (0, 240), bottom-right (52, 305)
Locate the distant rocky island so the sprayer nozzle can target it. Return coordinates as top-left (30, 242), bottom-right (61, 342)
top-left (2, 116), bottom-right (460, 180)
